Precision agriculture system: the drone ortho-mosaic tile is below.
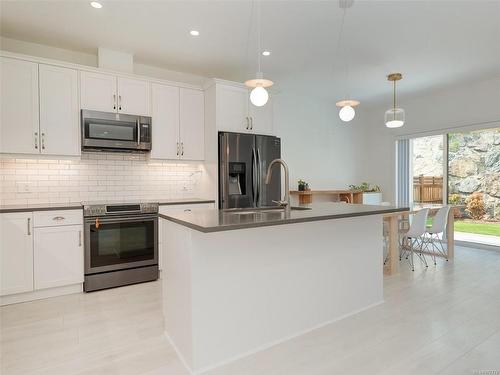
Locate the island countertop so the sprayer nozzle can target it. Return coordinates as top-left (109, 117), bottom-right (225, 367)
top-left (160, 202), bottom-right (409, 233)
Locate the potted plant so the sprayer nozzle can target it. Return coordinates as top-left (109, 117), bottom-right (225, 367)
top-left (349, 182), bottom-right (382, 205)
top-left (298, 179), bottom-right (309, 191)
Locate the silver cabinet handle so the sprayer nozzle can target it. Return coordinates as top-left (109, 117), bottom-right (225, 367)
top-left (250, 117), bottom-right (254, 130)
top-left (113, 94), bottom-right (116, 110)
top-left (41, 133), bottom-right (46, 150)
top-left (137, 118), bottom-right (141, 146)
top-left (176, 142), bottom-right (179, 156)
top-left (34, 132), bottom-right (38, 150)
top-left (245, 117), bottom-right (249, 130)
top-left (184, 209), bottom-right (191, 212)
top-left (118, 95), bottom-right (122, 111)
top-left (78, 230), bottom-right (82, 247)
top-left (52, 216), bottom-right (65, 221)
top-left (27, 218), bottom-right (31, 236)
top-left (181, 142), bottom-right (184, 156)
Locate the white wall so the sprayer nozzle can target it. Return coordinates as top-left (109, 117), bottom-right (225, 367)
top-left (273, 93), bottom-right (366, 191)
top-left (360, 75), bottom-right (500, 204)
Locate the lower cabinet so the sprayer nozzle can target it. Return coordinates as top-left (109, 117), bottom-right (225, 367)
top-left (0, 212), bottom-right (34, 296)
top-left (158, 203), bottom-right (215, 272)
top-left (34, 225), bottom-right (84, 290)
top-left (0, 210), bottom-right (84, 300)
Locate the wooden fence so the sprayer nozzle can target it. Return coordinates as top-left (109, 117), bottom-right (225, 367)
top-left (413, 175), bottom-right (443, 203)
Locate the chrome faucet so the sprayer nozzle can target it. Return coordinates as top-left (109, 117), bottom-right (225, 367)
top-left (265, 158), bottom-right (291, 215)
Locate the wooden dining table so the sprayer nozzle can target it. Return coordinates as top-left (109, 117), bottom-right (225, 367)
top-left (383, 204), bottom-right (459, 275)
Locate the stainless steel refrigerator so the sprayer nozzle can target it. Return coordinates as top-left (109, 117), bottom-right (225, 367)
top-left (219, 132), bottom-right (281, 209)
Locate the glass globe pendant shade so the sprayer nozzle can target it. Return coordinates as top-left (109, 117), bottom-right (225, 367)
top-left (250, 86), bottom-right (269, 107)
top-left (339, 105), bottom-right (355, 122)
top-left (385, 107), bottom-right (405, 128)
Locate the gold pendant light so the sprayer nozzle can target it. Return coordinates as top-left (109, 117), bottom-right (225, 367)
top-left (385, 73), bottom-right (405, 128)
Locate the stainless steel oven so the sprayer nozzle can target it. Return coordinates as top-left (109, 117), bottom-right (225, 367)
top-left (81, 110), bottom-right (152, 152)
top-left (83, 202), bottom-right (158, 292)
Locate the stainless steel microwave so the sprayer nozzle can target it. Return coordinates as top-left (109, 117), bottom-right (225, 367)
top-left (81, 110), bottom-right (152, 152)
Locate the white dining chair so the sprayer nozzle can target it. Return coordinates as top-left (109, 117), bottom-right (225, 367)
top-left (400, 208), bottom-right (429, 271)
top-left (424, 206), bottom-right (451, 264)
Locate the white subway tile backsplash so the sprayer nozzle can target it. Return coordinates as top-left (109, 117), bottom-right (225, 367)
top-left (1, 152), bottom-right (206, 205)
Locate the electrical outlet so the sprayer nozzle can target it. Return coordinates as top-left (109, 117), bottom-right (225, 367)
top-left (16, 181), bottom-right (35, 193)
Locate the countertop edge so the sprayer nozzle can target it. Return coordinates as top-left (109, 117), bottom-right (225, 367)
top-left (159, 207), bottom-right (410, 233)
top-left (0, 199), bottom-right (216, 213)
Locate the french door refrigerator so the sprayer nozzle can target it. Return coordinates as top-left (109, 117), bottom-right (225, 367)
top-left (219, 132), bottom-right (281, 209)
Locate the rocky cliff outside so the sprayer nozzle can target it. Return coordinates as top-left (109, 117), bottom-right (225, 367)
top-left (448, 128), bottom-right (500, 220)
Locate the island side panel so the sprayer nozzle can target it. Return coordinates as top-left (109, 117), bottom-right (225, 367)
top-left (189, 215), bottom-right (384, 371)
top-left (163, 222), bottom-right (195, 367)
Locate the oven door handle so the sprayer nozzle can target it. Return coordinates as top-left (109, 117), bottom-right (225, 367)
top-left (85, 215), bottom-right (157, 224)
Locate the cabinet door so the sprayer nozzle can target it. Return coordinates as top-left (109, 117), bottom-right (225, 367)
top-left (216, 84), bottom-right (249, 132)
top-left (0, 213), bottom-right (33, 296)
top-left (180, 88), bottom-right (204, 160)
top-left (0, 57), bottom-right (39, 154)
top-left (151, 83), bottom-right (179, 159)
top-left (34, 225), bottom-right (84, 290)
top-left (39, 64), bottom-right (80, 156)
top-left (80, 71), bottom-right (117, 112)
top-left (117, 77), bottom-right (151, 116)
top-left (248, 96), bottom-right (274, 135)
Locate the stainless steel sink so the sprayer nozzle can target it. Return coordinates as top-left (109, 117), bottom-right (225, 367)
top-left (223, 206), bottom-right (311, 215)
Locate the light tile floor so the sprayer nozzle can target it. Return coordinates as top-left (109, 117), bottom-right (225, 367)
top-left (1, 246), bottom-right (500, 375)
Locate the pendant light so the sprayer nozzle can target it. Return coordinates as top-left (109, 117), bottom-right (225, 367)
top-left (385, 73), bottom-right (404, 128)
top-left (335, 0), bottom-right (359, 122)
top-left (245, 1), bottom-right (273, 107)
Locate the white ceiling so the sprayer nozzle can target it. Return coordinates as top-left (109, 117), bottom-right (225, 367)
top-left (1, 1), bottom-right (500, 104)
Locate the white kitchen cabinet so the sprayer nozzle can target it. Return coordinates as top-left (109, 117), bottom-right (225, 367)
top-left (158, 202), bottom-right (214, 271)
top-left (34, 225), bottom-right (84, 290)
top-left (80, 71), bottom-right (117, 112)
top-left (0, 213), bottom-right (34, 296)
top-left (117, 77), bottom-right (150, 116)
top-left (39, 64), bottom-right (80, 156)
top-left (215, 82), bottom-right (274, 135)
top-left (179, 88), bottom-right (205, 160)
top-left (248, 96), bottom-right (273, 135)
top-left (80, 71), bottom-right (150, 116)
top-left (150, 84), bottom-right (204, 160)
top-left (0, 57), bottom-right (39, 154)
top-left (216, 84), bottom-right (248, 133)
top-left (151, 83), bottom-right (179, 159)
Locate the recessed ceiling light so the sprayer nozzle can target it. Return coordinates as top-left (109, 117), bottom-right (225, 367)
top-left (262, 51), bottom-right (271, 56)
top-left (190, 30), bottom-right (200, 36)
top-left (90, 1), bottom-right (102, 9)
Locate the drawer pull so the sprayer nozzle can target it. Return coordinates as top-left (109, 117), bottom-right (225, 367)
top-left (184, 209), bottom-right (192, 212)
top-left (27, 218), bottom-right (31, 235)
top-left (78, 230), bottom-right (82, 247)
top-left (52, 216), bottom-right (66, 221)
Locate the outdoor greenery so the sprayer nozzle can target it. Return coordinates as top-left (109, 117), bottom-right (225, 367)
top-left (348, 182), bottom-right (380, 192)
top-left (427, 218), bottom-right (500, 236)
top-left (465, 192), bottom-right (486, 220)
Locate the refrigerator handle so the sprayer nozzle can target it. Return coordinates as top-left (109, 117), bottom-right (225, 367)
top-left (256, 148), bottom-right (261, 206)
top-left (252, 148), bottom-right (258, 207)
top-left (220, 134), bottom-right (230, 209)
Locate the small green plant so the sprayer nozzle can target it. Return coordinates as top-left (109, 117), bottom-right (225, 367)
top-left (298, 179), bottom-right (309, 191)
top-left (465, 192), bottom-right (486, 220)
top-left (349, 182), bottom-right (380, 193)
top-left (448, 193), bottom-right (462, 205)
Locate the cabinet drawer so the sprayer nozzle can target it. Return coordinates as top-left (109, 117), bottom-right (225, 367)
top-left (34, 210), bottom-right (83, 227)
top-left (159, 203), bottom-right (214, 215)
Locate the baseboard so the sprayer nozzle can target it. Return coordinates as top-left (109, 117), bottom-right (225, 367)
top-left (0, 284), bottom-right (82, 306)
top-left (456, 240), bottom-right (500, 252)
top-left (165, 299), bottom-right (385, 375)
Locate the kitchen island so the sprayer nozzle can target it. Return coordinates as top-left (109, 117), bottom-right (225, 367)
top-left (161, 203), bottom-right (407, 374)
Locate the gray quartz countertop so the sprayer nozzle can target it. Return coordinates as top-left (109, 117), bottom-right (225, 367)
top-left (159, 203), bottom-right (409, 233)
top-left (0, 198), bottom-right (215, 213)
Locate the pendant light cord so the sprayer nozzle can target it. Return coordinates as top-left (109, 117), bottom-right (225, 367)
top-left (257, 0), bottom-right (262, 74)
top-left (335, 3), bottom-right (349, 99)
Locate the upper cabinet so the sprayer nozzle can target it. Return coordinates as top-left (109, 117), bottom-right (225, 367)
top-left (214, 82), bottom-right (274, 135)
top-left (180, 88), bottom-right (205, 160)
top-left (80, 71), bottom-right (150, 116)
top-left (151, 83), bottom-right (204, 160)
top-left (0, 58), bottom-right (80, 156)
top-left (0, 57), bottom-right (39, 154)
top-left (39, 64), bottom-right (80, 156)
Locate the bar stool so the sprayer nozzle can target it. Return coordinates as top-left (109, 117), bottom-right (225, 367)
top-left (400, 208), bottom-right (429, 271)
top-left (424, 206), bottom-right (451, 264)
